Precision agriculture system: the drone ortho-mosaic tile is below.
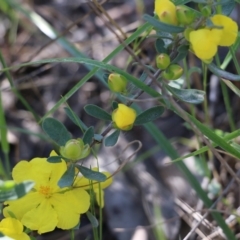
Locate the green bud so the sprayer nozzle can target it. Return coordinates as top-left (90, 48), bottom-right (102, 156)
top-left (108, 73), bottom-right (127, 93)
top-left (184, 27), bottom-right (193, 41)
top-left (162, 64), bottom-right (183, 80)
top-left (0, 180), bottom-right (15, 190)
top-left (156, 53), bottom-right (171, 70)
top-left (200, 5), bottom-right (211, 17)
top-left (60, 139), bottom-right (90, 161)
top-left (176, 5), bottom-right (196, 25)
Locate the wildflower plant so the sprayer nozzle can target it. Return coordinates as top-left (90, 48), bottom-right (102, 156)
top-left (0, 0), bottom-right (240, 239)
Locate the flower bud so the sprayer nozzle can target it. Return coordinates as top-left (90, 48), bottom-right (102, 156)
top-left (0, 180), bottom-right (15, 190)
top-left (156, 53), bottom-right (171, 70)
top-left (200, 5), bottom-right (211, 17)
top-left (60, 139), bottom-right (90, 161)
top-left (176, 5), bottom-right (196, 25)
top-left (112, 104), bottom-right (137, 130)
top-left (154, 0), bottom-right (178, 25)
top-left (108, 73), bottom-right (127, 94)
top-left (162, 64), bottom-right (183, 80)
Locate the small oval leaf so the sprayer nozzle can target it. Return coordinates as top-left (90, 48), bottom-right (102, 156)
top-left (84, 105), bottom-right (112, 121)
top-left (135, 106), bottom-right (165, 125)
top-left (77, 166), bottom-right (107, 182)
top-left (155, 38), bottom-right (167, 54)
top-left (83, 126), bottom-right (94, 145)
top-left (47, 156), bottom-right (62, 163)
top-left (143, 14), bottom-right (185, 33)
top-left (208, 63), bottom-right (240, 81)
top-left (86, 211), bottom-right (99, 228)
top-left (104, 130), bottom-right (120, 147)
top-left (42, 118), bottom-right (71, 146)
top-left (166, 85), bottom-right (205, 104)
top-left (58, 164), bottom-right (75, 188)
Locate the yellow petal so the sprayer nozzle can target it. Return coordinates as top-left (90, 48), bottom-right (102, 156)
top-left (4, 192), bottom-right (43, 220)
top-left (189, 29), bottom-right (219, 60)
top-left (50, 191), bottom-right (89, 229)
top-left (112, 104), bottom-right (136, 130)
top-left (0, 218), bottom-right (30, 240)
top-left (94, 189), bottom-right (105, 208)
top-left (211, 14), bottom-right (238, 46)
top-left (21, 199), bottom-right (57, 234)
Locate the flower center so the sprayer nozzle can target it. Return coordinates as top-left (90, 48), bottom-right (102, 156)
top-left (39, 185), bottom-right (52, 198)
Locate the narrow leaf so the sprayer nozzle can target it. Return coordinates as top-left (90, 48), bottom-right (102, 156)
top-left (42, 118), bottom-right (71, 146)
top-left (143, 14), bottom-right (184, 33)
top-left (208, 63), bottom-right (240, 81)
top-left (64, 107), bottom-right (88, 131)
top-left (104, 130), bottom-right (120, 147)
top-left (135, 106), bottom-right (165, 125)
top-left (166, 85), bottom-right (205, 104)
top-left (58, 164), bottom-right (75, 188)
top-left (86, 211), bottom-right (99, 228)
top-left (188, 114), bottom-right (240, 159)
top-left (84, 104), bottom-right (112, 121)
top-left (77, 166), bottom-right (107, 182)
top-left (47, 156), bottom-right (62, 163)
top-left (83, 126), bottom-right (94, 145)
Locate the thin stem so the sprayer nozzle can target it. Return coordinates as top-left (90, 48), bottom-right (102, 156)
top-left (216, 55), bottom-right (236, 131)
top-left (202, 63), bottom-right (210, 126)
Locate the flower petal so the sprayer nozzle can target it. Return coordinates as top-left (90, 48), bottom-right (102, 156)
top-left (3, 192), bottom-right (43, 220)
top-left (21, 199), bottom-right (58, 234)
top-left (211, 14), bottom-right (238, 46)
top-left (189, 29), bottom-right (219, 60)
top-left (50, 190), bottom-right (90, 229)
top-left (0, 218), bottom-right (30, 240)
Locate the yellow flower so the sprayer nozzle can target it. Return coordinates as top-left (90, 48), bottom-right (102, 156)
top-left (211, 14), bottom-right (238, 46)
top-left (3, 151), bottom-right (90, 234)
top-left (74, 168), bottom-right (112, 208)
top-left (112, 104), bottom-right (137, 130)
top-left (189, 28), bottom-right (222, 60)
top-left (154, 0), bottom-right (178, 25)
top-left (0, 217), bottom-right (30, 240)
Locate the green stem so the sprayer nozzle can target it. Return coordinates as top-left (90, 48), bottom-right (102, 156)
top-left (230, 46), bottom-right (240, 75)
top-left (202, 63), bottom-right (210, 125)
top-left (216, 55), bottom-right (236, 131)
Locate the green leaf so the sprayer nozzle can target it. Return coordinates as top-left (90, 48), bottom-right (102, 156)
top-left (112, 101), bottom-right (118, 110)
top-left (188, 114), bottom-right (240, 159)
top-left (155, 38), bottom-right (167, 54)
top-left (64, 107), bottom-right (88, 132)
top-left (84, 104), bottom-right (112, 121)
top-left (143, 14), bottom-right (185, 33)
top-left (83, 126), bottom-right (94, 145)
top-left (77, 166), bottom-right (107, 182)
top-left (222, 79), bottom-right (240, 97)
top-left (166, 85), bottom-right (205, 104)
top-left (93, 134), bottom-right (103, 143)
top-left (104, 130), bottom-right (120, 147)
top-left (47, 156), bottom-right (62, 163)
top-left (208, 63), bottom-right (240, 81)
top-left (58, 164), bottom-right (75, 188)
top-left (172, 45), bottom-right (189, 64)
top-left (222, 0), bottom-right (235, 15)
top-left (135, 106), bottom-right (165, 125)
top-left (42, 118), bottom-right (71, 146)
top-left (86, 211), bottom-right (99, 228)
